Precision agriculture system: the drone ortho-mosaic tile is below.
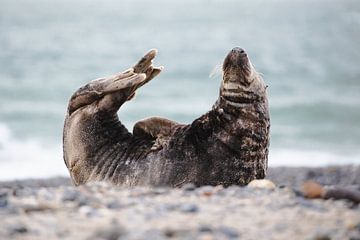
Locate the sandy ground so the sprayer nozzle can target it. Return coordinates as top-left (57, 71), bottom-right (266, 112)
top-left (0, 166), bottom-right (359, 240)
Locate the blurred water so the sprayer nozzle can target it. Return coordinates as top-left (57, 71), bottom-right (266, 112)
top-left (0, 0), bottom-right (359, 179)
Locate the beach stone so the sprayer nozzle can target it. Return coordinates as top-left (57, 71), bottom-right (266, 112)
top-left (164, 228), bottom-right (176, 238)
top-left (37, 188), bottom-right (54, 201)
top-left (61, 188), bottom-right (79, 202)
top-left (313, 235), bottom-right (331, 240)
top-left (79, 206), bottom-right (98, 217)
top-left (90, 222), bottom-right (126, 240)
top-left (198, 232), bottom-right (215, 240)
top-left (221, 185), bottom-right (242, 197)
top-left (0, 190), bottom-right (8, 208)
top-left (199, 225), bottom-right (213, 233)
top-left (77, 195), bottom-right (92, 206)
top-left (196, 185), bottom-right (214, 195)
top-left (152, 188), bottom-right (168, 195)
top-left (295, 197), bottom-right (326, 212)
top-left (248, 179), bottom-right (276, 190)
top-left (13, 187), bottom-right (36, 197)
top-left (180, 203), bottom-right (198, 213)
top-left (217, 226), bottom-right (239, 238)
top-left (9, 223), bottom-right (28, 235)
top-left (182, 183), bottom-right (196, 191)
top-left (143, 229), bottom-right (165, 240)
top-left (106, 200), bottom-right (122, 209)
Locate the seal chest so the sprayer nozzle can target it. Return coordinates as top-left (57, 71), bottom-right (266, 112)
top-left (63, 47), bottom-right (270, 186)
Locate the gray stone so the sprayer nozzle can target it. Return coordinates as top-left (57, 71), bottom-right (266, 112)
top-left (218, 226), bottom-right (239, 239)
top-left (90, 222), bottom-right (126, 240)
top-left (106, 200), bottom-right (122, 209)
top-left (295, 197), bottom-right (326, 212)
top-left (199, 225), bottom-right (213, 233)
top-left (37, 188), bottom-right (55, 201)
top-left (313, 235), bottom-right (331, 240)
top-left (142, 229), bottom-right (165, 240)
top-left (61, 188), bottom-right (79, 202)
top-left (182, 183), bottom-right (196, 191)
top-left (152, 188), bottom-right (168, 195)
top-left (79, 206), bottom-right (98, 217)
top-left (180, 203), bottom-right (198, 213)
top-left (9, 223), bottom-right (28, 235)
top-left (0, 190), bottom-right (8, 208)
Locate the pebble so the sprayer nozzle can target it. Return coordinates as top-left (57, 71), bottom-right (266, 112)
top-left (90, 222), bottom-right (126, 240)
top-left (79, 206), bottom-right (98, 217)
top-left (106, 200), bottom-right (122, 209)
top-left (196, 185), bottom-right (214, 196)
top-left (0, 190), bottom-right (8, 208)
top-left (9, 223), bottom-right (28, 235)
top-left (180, 203), bottom-right (198, 213)
top-left (248, 179), bottom-right (276, 190)
top-left (182, 183), bottom-right (196, 191)
top-left (61, 188), bottom-right (79, 202)
top-left (217, 226), bottom-right (239, 239)
top-left (313, 235), bottom-right (331, 240)
top-left (152, 188), bottom-right (168, 195)
top-left (37, 188), bottom-right (55, 201)
top-left (199, 225), bottom-right (213, 233)
top-left (295, 197), bottom-right (326, 212)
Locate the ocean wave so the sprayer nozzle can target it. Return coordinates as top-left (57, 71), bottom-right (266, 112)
top-left (0, 123), bottom-right (67, 180)
top-left (269, 148), bottom-right (360, 167)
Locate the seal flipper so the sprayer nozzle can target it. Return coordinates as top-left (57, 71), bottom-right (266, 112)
top-left (133, 117), bottom-right (182, 150)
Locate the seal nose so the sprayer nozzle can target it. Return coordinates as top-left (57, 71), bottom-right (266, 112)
top-left (231, 47), bottom-right (247, 57)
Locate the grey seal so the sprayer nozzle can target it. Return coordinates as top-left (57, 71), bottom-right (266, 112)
top-left (63, 47), bottom-right (270, 186)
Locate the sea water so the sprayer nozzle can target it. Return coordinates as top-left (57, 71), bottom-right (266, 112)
top-left (0, 0), bottom-right (359, 180)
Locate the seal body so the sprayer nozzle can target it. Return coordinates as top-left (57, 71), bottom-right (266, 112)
top-left (63, 48), bottom-right (270, 186)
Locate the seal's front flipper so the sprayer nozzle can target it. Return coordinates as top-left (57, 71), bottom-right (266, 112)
top-left (133, 117), bottom-right (182, 150)
top-left (67, 49), bottom-right (163, 116)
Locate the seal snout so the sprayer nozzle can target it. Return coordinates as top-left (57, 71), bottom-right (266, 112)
top-left (231, 47), bottom-right (247, 58)
top-left (229, 47), bottom-right (248, 63)
top-left (223, 47), bottom-right (250, 71)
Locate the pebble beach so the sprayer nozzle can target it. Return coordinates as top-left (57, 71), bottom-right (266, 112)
top-left (0, 166), bottom-right (359, 240)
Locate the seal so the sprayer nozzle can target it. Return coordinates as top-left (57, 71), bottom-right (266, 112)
top-left (63, 47), bottom-right (270, 186)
